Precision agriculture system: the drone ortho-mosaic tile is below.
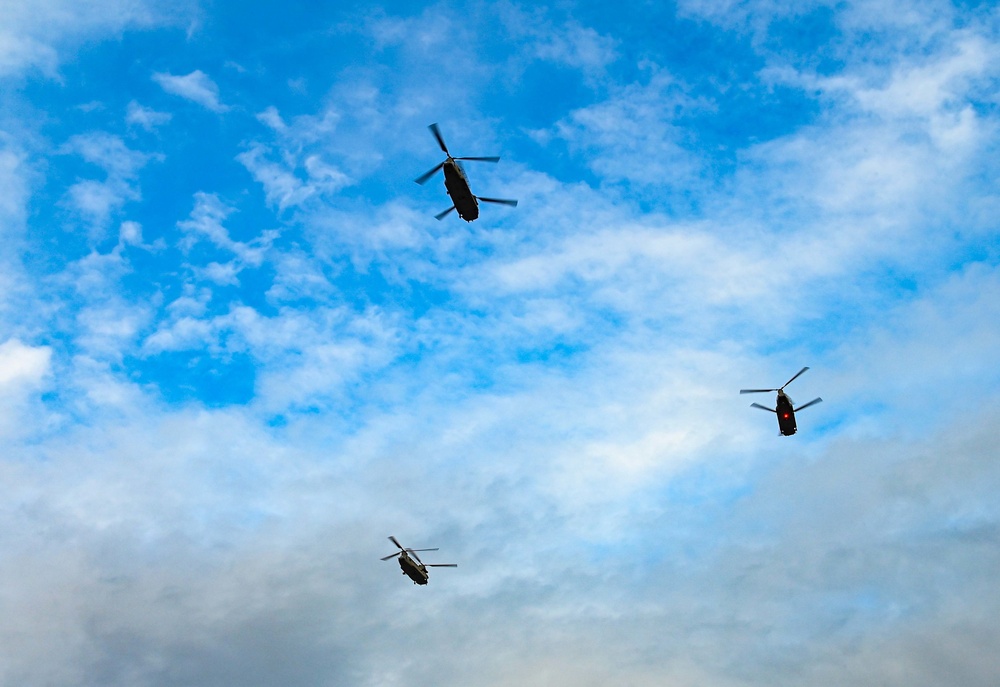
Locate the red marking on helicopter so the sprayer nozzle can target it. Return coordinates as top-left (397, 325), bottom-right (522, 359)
top-left (741, 367), bottom-right (823, 436)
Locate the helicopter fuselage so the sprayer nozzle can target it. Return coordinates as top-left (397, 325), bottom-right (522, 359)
top-left (775, 392), bottom-right (797, 436)
top-left (442, 160), bottom-right (479, 222)
top-left (397, 552), bottom-right (430, 585)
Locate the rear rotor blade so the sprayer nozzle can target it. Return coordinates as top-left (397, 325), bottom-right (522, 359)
top-left (750, 403), bottom-right (776, 413)
top-left (781, 367), bottom-right (810, 390)
top-left (426, 564), bottom-right (458, 567)
top-left (477, 197), bottom-right (518, 207)
top-left (455, 156), bottom-right (500, 163)
top-left (415, 161), bottom-right (445, 185)
top-left (794, 397), bottom-right (823, 412)
top-left (428, 123), bottom-right (449, 155)
top-left (740, 388), bottom-right (776, 394)
top-left (435, 206), bottom-right (456, 220)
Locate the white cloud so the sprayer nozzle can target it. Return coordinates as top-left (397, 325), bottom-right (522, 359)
top-left (265, 249), bottom-right (337, 303)
top-left (0, 339), bottom-right (53, 442)
top-left (196, 260), bottom-right (242, 286)
top-left (125, 100), bottom-right (172, 131)
top-left (236, 145), bottom-right (317, 210)
top-left (64, 179), bottom-right (135, 232)
top-left (0, 139), bottom-right (31, 233)
top-left (59, 133), bottom-right (151, 239)
top-left (762, 32), bottom-right (999, 127)
top-left (499, 6), bottom-right (619, 76)
top-left (534, 23), bottom-right (618, 72)
top-left (364, 10), bottom-right (455, 51)
top-left (0, 0), bottom-right (195, 77)
top-left (0, 34), bottom-right (58, 76)
top-left (0, 339), bottom-right (50, 389)
top-left (64, 131), bottom-right (150, 177)
top-left (304, 154), bottom-right (351, 190)
top-left (152, 69), bottom-right (229, 113)
top-left (552, 69), bottom-right (708, 186)
top-left (177, 191), bottom-right (276, 266)
top-left (237, 109), bottom-right (353, 211)
top-left (118, 220), bottom-right (143, 246)
top-left (141, 315), bottom-right (215, 354)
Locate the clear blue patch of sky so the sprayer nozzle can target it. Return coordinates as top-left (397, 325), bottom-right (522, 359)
top-left (128, 350), bottom-right (257, 406)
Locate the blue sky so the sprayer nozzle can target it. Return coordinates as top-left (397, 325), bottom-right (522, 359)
top-left (1, 0), bottom-right (999, 685)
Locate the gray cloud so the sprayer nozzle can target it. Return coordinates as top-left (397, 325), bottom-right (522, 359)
top-left (0, 1), bottom-right (998, 685)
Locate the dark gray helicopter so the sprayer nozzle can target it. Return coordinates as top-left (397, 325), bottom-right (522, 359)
top-left (415, 123), bottom-right (518, 222)
top-left (740, 367), bottom-right (823, 436)
top-left (381, 536), bottom-right (457, 585)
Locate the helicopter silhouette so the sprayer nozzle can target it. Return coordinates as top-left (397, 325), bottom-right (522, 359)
top-left (740, 366), bottom-right (823, 436)
top-left (381, 536), bottom-right (457, 585)
top-left (415, 123), bottom-right (518, 222)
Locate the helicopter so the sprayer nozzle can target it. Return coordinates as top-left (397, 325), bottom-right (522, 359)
top-left (380, 536), bottom-right (457, 585)
top-left (415, 123), bottom-right (518, 222)
top-left (740, 366), bottom-right (823, 436)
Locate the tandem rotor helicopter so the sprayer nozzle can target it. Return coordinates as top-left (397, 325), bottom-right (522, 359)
top-left (740, 367), bottom-right (823, 436)
top-left (415, 123), bottom-right (518, 222)
top-left (381, 536), bottom-right (457, 586)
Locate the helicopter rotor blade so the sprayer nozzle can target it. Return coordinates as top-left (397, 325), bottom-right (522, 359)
top-left (380, 551), bottom-right (402, 561)
top-left (428, 123), bottom-right (449, 155)
top-left (426, 564), bottom-right (458, 568)
top-left (477, 197), bottom-right (518, 207)
top-left (415, 161), bottom-right (445, 185)
top-left (750, 403), bottom-right (777, 413)
top-left (435, 206), bottom-right (456, 220)
top-left (388, 536), bottom-right (404, 550)
top-left (740, 388), bottom-right (777, 394)
top-left (781, 367), bottom-right (810, 390)
top-left (794, 397), bottom-right (823, 412)
top-left (454, 156), bottom-right (500, 163)
top-left (405, 548), bottom-right (439, 553)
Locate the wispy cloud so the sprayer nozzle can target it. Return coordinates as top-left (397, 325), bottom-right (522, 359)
top-left (125, 100), bottom-right (172, 131)
top-left (236, 107), bottom-right (353, 211)
top-left (500, 5), bottom-right (619, 76)
top-left (59, 132), bottom-right (153, 239)
top-left (2, 0), bottom-right (999, 684)
top-left (152, 69), bottom-right (229, 112)
top-left (0, 0), bottom-right (195, 77)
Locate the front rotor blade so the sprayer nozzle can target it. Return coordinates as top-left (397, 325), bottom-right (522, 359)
top-left (388, 536), bottom-right (404, 550)
top-left (405, 548), bottom-right (439, 553)
top-left (415, 161), bottom-right (445, 185)
top-left (477, 197), bottom-right (518, 207)
top-left (454, 156), bottom-right (500, 163)
top-left (794, 397), bottom-right (823, 412)
top-left (750, 402), bottom-right (777, 413)
top-left (435, 206), bottom-right (456, 220)
top-left (380, 552), bottom-right (402, 561)
top-left (428, 123), bottom-right (449, 155)
top-left (426, 564), bottom-right (458, 567)
top-left (740, 388), bottom-right (776, 394)
top-left (781, 367), bottom-right (810, 390)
